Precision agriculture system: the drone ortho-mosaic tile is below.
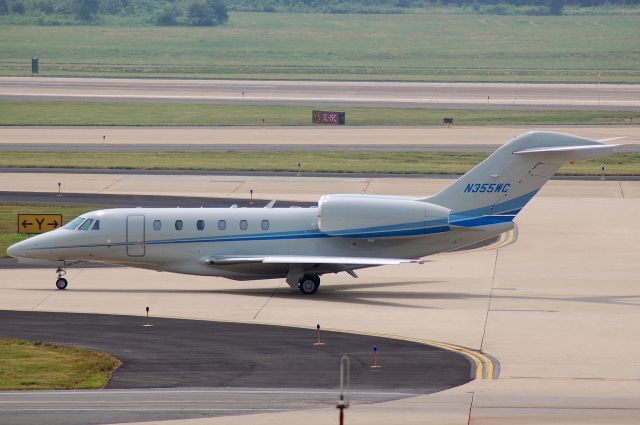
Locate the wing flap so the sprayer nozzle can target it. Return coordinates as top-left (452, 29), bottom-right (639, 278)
top-left (262, 255), bottom-right (423, 265)
top-left (201, 255), bottom-right (423, 266)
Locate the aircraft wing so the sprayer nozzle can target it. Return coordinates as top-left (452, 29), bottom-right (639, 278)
top-left (202, 255), bottom-right (424, 266)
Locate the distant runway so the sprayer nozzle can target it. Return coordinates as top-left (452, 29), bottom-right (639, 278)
top-left (0, 310), bottom-right (472, 425)
top-left (2, 77), bottom-right (640, 110)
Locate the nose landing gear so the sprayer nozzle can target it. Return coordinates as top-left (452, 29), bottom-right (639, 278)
top-left (55, 267), bottom-right (68, 290)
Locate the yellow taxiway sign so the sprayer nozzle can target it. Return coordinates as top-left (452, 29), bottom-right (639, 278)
top-left (17, 214), bottom-right (63, 234)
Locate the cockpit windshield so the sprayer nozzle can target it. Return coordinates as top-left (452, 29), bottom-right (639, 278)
top-left (62, 216), bottom-right (85, 230)
top-left (78, 219), bottom-right (94, 231)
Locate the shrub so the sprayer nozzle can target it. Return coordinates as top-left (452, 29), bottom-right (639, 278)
top-left (156, 5), bottom-right (179, 25)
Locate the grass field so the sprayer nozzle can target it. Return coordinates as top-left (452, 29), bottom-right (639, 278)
top-left (0, 151), bottom-right (636, 176)
top-left (2, 101), bottom-right (640, 126)
top-left (1, 12), bottom-right (639, 82)
top-left (0, 204), bottom-right (96, 257)
top-left (0, 339), bottom-right (120, 390)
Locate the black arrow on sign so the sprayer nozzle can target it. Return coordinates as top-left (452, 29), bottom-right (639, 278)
top-left (48, 220), bottom-right (59, 227)
top-left (22, 220), bottom-right (33, 228)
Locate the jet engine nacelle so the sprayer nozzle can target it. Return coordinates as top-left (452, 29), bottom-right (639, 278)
top-left (317, 194), bottom-right (450, 238)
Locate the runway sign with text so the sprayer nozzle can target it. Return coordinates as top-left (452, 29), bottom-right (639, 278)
top-left (312, 110), bottom-right (346, 125)
top-left (17, 214), bottom-right (62, 234)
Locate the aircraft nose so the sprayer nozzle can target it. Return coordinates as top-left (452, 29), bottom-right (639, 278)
top-left (7, 240), bottom-right (24, 258)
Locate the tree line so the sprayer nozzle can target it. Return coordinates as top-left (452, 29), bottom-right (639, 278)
top-left (1, 0), bottom-right (638, 23)
top-left (0, 0), bottom-right (228, 25)
top-left (233, 0), bottom-right (639, 15)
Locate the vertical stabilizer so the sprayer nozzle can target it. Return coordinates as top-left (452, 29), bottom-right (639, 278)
top-left (425, 131), bottom-right (616, 222)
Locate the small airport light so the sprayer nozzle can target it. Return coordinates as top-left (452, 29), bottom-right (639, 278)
top-left (250, 189), bottom-right (254, 203)
top-left (371, 345), bottom-right (381, 369)
top-left (143, 306), bottom-right (154, 327)
top-left (57, 182), bottom-right (61, 196)
top-left (314, 323), bottom-right (325, 346)
top-left (337, 355), bottom-right (350, 425)
top-left (601, 166), bottom-right (606, 180)
top-left (103, 135), bottom-right (106, 144)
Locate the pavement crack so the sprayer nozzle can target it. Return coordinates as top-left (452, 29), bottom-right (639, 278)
top-left (360, 178), bottom-right (373, 194)
top-left (481, 250), bottom-right (499, 351)
top-left (227, 180), bottom-right (245, 196)
top-left (31, 291), bottom-right (55, 310)
top-left (98, 175), bottom-right (127, 194)
top-left (252, 281), bottom-right (282, 320)
top-left (467, 391), bottom-right (475, 425)
top-left (618, 179), bottom-right (625, 198)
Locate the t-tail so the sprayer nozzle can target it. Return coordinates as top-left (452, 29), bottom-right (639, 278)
top-left (425, 131), bottom-right (617, 227)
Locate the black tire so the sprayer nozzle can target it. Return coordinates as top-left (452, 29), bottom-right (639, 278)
top-left (298, 274), bottom-right (320, 295)
top-left (55, 278), bottom-right (68, 290)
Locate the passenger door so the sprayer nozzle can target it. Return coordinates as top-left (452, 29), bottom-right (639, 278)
top-left (126, 215), bottom-right (145, 257)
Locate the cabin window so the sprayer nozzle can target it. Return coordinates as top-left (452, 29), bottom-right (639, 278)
top-left (261, 220), bottom-right (269, 231)
top-left (91, 220), bottom-right (100, 231)
top-left (63, 217), bottom-right (85, 230)
top-left (175, 220), bottom-right (183, 231)
top-left (239, 220), bottom-right (248, 231)
top-left (218, 220), bottom-right (226, 231)
top-left (153, 220), bottom-right (161, 231)
top-left (78, 219), bottom-right (93, 231)
top-left (197, 220), bottom-right (205, 231)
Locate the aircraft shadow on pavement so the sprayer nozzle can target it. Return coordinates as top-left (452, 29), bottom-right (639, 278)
top-left (21, 282), bottom-right (640, 308)
top-left (33, 280), bottom-right (443, 309)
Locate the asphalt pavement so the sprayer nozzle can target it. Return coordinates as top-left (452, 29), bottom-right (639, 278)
top-left (0, 310), bottom-right (471, 425)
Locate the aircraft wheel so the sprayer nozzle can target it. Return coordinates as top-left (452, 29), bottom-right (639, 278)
top-left (298, 274), bottom-right (320, 295)
top-left (55, 278), bottom-right (68, 290)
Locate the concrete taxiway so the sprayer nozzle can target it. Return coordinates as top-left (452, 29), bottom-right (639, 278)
top-left (2, 170), bottom-right (639, 202)
top-left (0, 175), bottom-right (639, 424)
top-left (0, 388), bottom-right (418, 425)
top-left (1, 126), bottom-right (639, 151)
top-left (2, 77), bottom-right (640, 110)
top-left (0, 191), bottom-right (313, 208)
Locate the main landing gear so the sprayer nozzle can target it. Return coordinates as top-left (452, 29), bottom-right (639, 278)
top-left (55, 267), bottom-right (68, 290)
top-left (298, 274), bottom-right (320, 295)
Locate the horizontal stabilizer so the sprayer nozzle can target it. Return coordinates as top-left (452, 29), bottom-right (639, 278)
top-left (513, 143), bottom-right (618, 162)
top-left (202, 255), bottom-right (424, 266)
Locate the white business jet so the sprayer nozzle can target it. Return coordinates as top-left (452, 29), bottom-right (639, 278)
top-left (7, 132), bottom-right (616, 295)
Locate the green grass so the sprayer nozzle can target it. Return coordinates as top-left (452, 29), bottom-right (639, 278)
top-left (0, 151), bottom-right (637, 176)
top-left (0, 204), bottom-right (97, 257)
top-left (0, 339), bottom-right (120, 390)
top-left (2, 101), bottom-right (640, 126)
top-left (1, 12), bottom-right (639, 82)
